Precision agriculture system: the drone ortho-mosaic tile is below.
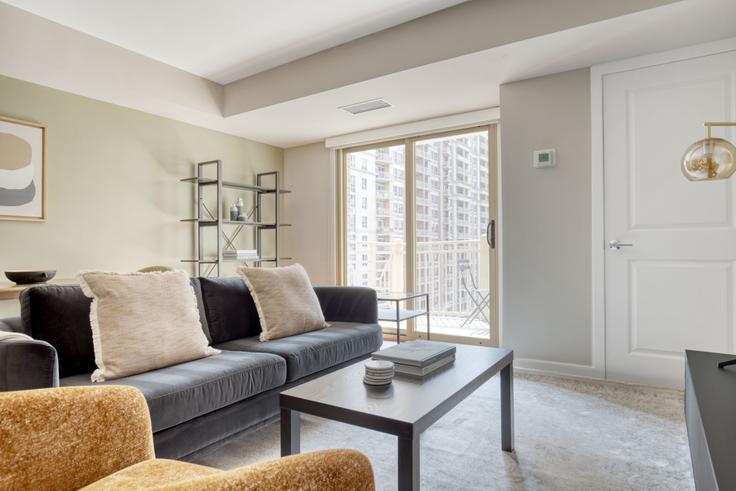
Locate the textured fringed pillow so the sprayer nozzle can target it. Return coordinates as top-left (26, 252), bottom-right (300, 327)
top-left (78, 270), bottom-right (218, 382)
top-left (238, 263), bottom-right (328, 341)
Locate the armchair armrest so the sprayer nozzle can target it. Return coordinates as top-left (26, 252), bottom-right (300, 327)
top-left (158, 449), bottom-right (374, 491)
top-left (0, 332), bottom-right (59, 391)
top-left (0, 386), bottom-right (154, 491)
top-left (215, 449), bottom-right (374, 490)
top-left (314, 286), bottom-right (378, 324)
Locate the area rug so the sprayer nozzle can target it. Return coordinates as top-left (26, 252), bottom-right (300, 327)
top-left (187, 372), bottom-right (693, 490)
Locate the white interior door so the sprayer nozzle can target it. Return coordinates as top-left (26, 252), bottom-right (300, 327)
top-left (604, 50), bottom-right (736, 388)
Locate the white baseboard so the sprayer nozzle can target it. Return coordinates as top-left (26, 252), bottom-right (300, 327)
top-left (514, 358), bottom-right (604, 380)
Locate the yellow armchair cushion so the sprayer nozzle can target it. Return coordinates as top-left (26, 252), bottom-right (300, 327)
top-left (0, 386), bottom-right (154, 491)
top-left (1, 386), bottom-right (375, 491)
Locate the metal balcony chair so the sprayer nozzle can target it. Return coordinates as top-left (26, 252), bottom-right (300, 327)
top-left (458, 259), bottom-right (490, 329)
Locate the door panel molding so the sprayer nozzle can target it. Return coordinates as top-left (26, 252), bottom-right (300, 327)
top-left (593, 35), bottom-right (736, 387)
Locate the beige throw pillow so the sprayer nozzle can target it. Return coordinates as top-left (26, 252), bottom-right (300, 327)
top-left (238, 263), bottom-right (328, 341)
top-left (78, 270), bottom-right (219, 382)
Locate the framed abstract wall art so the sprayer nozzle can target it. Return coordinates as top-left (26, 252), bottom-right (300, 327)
top-left (0, 116), bottom-right (46, 221)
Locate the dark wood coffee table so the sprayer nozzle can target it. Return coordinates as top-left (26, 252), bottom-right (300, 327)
top-left (280, 344), bottom-right (513, 490)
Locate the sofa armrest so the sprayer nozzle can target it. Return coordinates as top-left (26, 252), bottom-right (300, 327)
top-left (0, 334), bottom-right (59, 391)
top-left (314, 286), bottom-right (378, 324)
top-left (0, 386), bottom-right (155, 491)
top-left (0, 316), bottom-right (24, 333)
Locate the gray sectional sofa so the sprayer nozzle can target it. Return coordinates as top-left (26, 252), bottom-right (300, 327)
top-left (0, 277), bottom-right (382, 459)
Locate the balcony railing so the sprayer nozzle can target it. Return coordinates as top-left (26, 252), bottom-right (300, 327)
top-left (347, 238), bottom-right (491, 338)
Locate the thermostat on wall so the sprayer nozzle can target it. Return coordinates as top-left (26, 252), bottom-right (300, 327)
top-left (533, 149), bottom-right (556, 168)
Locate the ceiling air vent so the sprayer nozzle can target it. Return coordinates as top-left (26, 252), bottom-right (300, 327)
top-left (339, 98), bottom-right (392, 115)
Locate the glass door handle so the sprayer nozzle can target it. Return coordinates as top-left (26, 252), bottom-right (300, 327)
top-left (609, 239), bottom-right (633, 250)
top-left (487, 220), bottom-right (495, 249)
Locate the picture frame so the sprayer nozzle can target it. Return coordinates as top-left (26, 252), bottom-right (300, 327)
top-left (0, 115), bottom-right (46, 221)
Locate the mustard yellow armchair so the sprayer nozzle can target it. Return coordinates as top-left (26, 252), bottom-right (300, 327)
top-left (0, 386), bottom-right (375, 491)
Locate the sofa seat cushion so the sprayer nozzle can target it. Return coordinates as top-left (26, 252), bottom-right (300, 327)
top-left (61, 351), bottom-right (286, 432)
top-left (214, 322), bottom-right (383, 382)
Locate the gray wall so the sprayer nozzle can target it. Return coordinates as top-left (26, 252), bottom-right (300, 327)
top-left (500, 68), bottom-right (592, 366)
top-left (283, 143), bottom-right (334, 285)
top-left (281, 69), bottom-right (596, 368)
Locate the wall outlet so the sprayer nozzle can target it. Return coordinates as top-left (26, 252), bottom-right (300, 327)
top-left (533, 149), bottom-right (556, 168)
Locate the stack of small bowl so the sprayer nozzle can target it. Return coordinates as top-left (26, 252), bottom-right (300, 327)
top-left (363, 360), bottom-right (395, 386)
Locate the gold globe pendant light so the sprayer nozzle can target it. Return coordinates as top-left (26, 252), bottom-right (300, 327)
top-left (682, 122), bottom-right (736, 181)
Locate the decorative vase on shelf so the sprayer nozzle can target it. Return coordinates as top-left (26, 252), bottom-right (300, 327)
top-left (235, 198), bottom-right (245, 221)
top-left (229, 203), bottom-right (238, 221)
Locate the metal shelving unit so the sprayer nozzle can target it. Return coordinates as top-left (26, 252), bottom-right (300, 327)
top-left (180, 160), bottom-right (290, 276)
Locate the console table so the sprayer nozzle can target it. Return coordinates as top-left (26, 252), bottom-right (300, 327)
top-left (0, 280), bottom-right (76, 301)
top-left (685, 350), bottom-right (736, 491)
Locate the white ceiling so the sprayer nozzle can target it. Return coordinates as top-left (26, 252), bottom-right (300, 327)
top-left (1, 0), bottom-right (467, 84)
top-left (3, 0), bottom-right (736, 148)
top-left (220, 0), bottom-right (736, 147)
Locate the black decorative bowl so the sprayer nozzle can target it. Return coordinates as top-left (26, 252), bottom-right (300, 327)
top-left (5, 270), bottom-right (56, 285)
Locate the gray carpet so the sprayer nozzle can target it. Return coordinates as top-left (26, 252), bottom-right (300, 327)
top-left (187, 372), bottom-right (693, 490)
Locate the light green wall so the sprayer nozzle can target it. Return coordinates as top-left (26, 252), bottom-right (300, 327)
top-left (0, 74), bottom-right (283, 317)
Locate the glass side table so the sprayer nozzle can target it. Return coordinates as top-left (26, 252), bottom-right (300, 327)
top-left (376, 291), bottom-right (430, 344)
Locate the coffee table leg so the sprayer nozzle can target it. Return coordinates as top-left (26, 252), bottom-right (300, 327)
top-left (280, 408), bottom-right (300, 457)
top-left (501, 362), bottom-right (514, 452)
top-left (398, 434), bottom-right (420, 490)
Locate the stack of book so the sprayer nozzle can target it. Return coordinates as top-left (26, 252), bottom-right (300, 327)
top-left (223, 249), bottom-right (259, 262)
top-left (371, 340), bottom-right (456, 378)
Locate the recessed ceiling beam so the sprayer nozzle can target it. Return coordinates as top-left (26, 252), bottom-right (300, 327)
top-left (223, 0), bottom-right (680, 116)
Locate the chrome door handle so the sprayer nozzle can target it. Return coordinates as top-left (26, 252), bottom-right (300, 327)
top-left (609, 239), bottom-right (633, 250)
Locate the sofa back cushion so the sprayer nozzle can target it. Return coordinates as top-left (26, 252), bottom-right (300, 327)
top-left (20, 280), bottom-right (211, 378)
top-left (20, 285), bottom-right (95, 378)
top-left (198, 277), bottom-right (261, 343)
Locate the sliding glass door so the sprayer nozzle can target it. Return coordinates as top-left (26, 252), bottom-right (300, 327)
top-left (339, 126), bottom-right (497, 346)
top-left (413, 130), bottom-right (494, 342)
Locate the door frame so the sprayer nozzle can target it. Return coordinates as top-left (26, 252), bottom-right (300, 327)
top-left (591, 35), bottom-right (736, 381)
top-left (335, 124), bottom-right (500, 347)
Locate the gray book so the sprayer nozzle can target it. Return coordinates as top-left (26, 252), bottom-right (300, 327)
top-left (394, 354), bottom-right (455, 377)
top-left (372, 340), bottom-right (456, 368)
